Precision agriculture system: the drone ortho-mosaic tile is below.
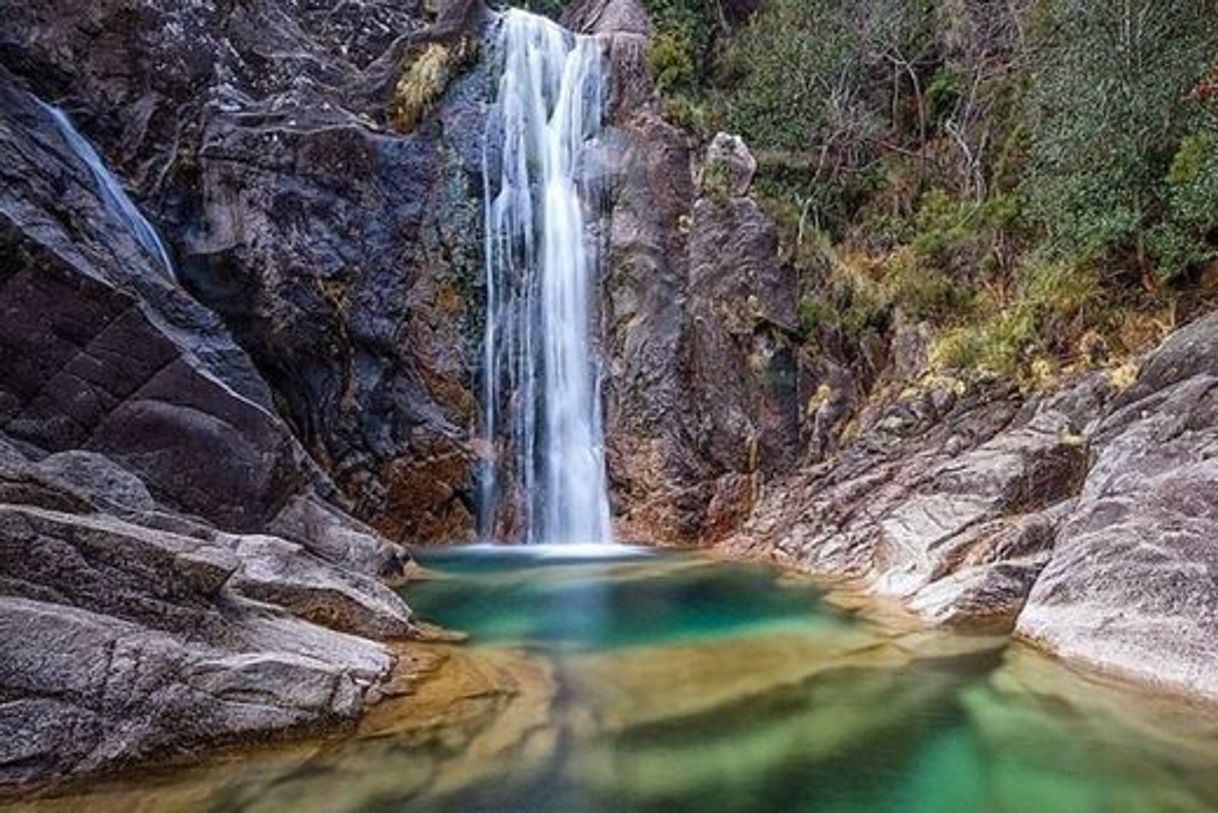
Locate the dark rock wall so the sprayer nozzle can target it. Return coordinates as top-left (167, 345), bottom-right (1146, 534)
top-left (0, 56), bottom-right (424, 791)
top-left (0, 0), bottom-right (487, 545)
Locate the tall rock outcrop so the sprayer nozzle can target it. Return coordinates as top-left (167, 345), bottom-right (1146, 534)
top-left (566, 0), bottom-right (808, 543)
top-left (0, 4), bottom-right (445, 791)
top-left (1, 0), bottom-right (488, 545)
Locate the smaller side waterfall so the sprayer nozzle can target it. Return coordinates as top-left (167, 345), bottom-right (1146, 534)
top-left (480, 10), bottom-right (614, 545)
top-left (38, 101), bottom-right (176, 282)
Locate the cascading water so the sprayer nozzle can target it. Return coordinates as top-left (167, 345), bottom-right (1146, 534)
top-left (37, 101), bottom-right (177, 283)
top-left (480, 10), bottom-right (613, 545)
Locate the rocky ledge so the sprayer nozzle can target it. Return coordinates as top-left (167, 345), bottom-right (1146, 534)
top-left (722, 313), bottom-right (1218, 703)
top-left (0, 53), bottom-right (420, 794)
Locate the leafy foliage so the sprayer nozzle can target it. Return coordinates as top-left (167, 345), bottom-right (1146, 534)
top-left (1021, 0), bottom-right (1217, 279)
top-left (646, 31), bottom-right (696, 94)
top-left (660, 0), bottom-right (1218, 383)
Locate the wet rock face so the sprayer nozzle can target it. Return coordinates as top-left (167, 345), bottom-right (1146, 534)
top-left (1, 0), bottom-right (485, 544)
top-left (600, 110), bottom-right (702, 540)
top-left (188, 104), bottom-right (484, 545)
top-left (1017, 313), bottom-right (1218, 699)
top-left (562, 0), bottom-right (654, 36)
top-left (599, 119), bottom-right (801, 542)
top-left (0, 71), bottom-right (405, 576)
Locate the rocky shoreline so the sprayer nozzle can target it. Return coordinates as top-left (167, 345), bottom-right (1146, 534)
top-left (715, 312), bottom-right (1218, 704)
top-left (1, 0), bottom-right (1216, 797)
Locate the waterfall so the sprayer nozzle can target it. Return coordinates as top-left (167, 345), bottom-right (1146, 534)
top-left (480, 9), bottom-right (613, 545)
top-left (38, 101), bottom-right (177, 283)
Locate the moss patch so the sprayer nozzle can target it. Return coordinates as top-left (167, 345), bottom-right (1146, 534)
top-left (392, 37), bottom-right (478, 133)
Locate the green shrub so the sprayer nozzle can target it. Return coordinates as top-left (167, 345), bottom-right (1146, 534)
top-left (1165, 130), bottom-right (1218, 187)
top-left (926, 65), bottom-right (963, 125)
top-left (1154, 128), bottom-right (1218, 279)
top-left (647, 31), bottom-right (696, 94)
top-left (672, 0), bottom-right (1216, 387)
top-left (933, 305), bottom-right (1039, 375)
top-left (931, 258), bottom-right (1100, 378)
top-left (792, 234), bottom-right (892, 340)
top-left (724, 0), bottom-right (869, 152)
top-left (641, 0), bottom-right (715, 83)
top-left (886, 252), bottom-right (972, 321)
top-left (1022, 0), bottom-right (1217, 277)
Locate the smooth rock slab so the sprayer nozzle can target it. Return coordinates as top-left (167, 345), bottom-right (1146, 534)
top-left (224, 533), bottom-right (414, 640)
top-left (1017, 330), bottom-right (1218, 701)
top-left (0, 597), bottom-right (391, 789)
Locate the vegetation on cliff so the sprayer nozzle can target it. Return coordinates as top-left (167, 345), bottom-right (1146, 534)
top-left (646, 0), bottom-right (1218, 384)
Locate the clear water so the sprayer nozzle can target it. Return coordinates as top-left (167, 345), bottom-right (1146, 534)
top-left (411, 546), bottom-right (852, 651)
top-left (17, 547), bottom-right (1218, 813)
top-left (479, 10), bottom-right (613, 544)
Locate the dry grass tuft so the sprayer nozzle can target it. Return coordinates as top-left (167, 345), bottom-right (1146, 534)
top-left (392, 38), bottom-right (476, 132)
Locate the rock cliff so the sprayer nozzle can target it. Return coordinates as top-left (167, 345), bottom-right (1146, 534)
top-left (0, 0), bottom-right (450, 792)
top-left (1, 0), bottom-right (486, 546)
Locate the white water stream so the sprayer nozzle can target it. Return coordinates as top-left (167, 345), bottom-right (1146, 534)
top-left (480, 10), bottom-right (613, 544)
top-left (38, 101), bottom-right (176, 283)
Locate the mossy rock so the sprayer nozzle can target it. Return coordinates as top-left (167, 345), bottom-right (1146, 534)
top-left (702, 132), bottom-right (757, 198)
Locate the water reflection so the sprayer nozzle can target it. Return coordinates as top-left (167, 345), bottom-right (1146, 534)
top-left (9, 548), bottom-right (1218, 813)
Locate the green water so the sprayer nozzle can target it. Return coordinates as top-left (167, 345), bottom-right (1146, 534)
top-left (18, 547), bottom-right (1218, 813)
top-left (402, 548), bottom-right (1218, 813)
top-left (408, 545), bottom-right (851, 650)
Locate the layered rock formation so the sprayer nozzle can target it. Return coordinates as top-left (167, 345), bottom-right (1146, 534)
top-left (720, 315), bottom-right (1218, 701)
top-left (0, 6), bottom-right (436, 791)
top-left (1, 0), bottom-right (487, 545)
